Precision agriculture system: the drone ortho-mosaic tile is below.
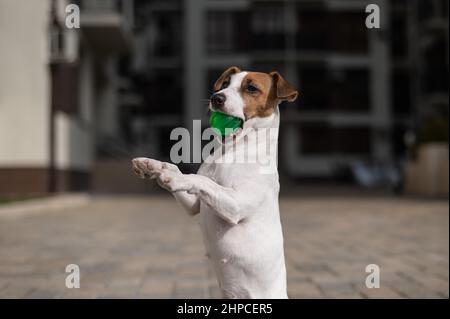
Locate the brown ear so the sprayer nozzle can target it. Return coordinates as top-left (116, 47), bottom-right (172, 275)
top-left (213, 66), bottom-right (241, 92)
top-left (270, 71), bottom-right (298, 102)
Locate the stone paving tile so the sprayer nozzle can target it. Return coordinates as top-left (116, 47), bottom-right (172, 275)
top-left (288, 281), bottom-right (323, 299)
top-left (0, 195), bottom-right (448, 299)
top-left (139, 276), bottom-right (174, 299)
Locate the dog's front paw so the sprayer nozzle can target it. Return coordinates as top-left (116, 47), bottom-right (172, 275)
top-left (132, 157), bottom-right (163, 179)
top-left (157, 170), bottom-right (192, 193)
top-left (161, 162), bottom-right (182, 174)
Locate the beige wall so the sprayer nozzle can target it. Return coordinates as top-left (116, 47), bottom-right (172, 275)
top-left (0, 0), bottom-right (51, 167)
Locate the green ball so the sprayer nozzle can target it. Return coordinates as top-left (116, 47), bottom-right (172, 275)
top-left (209, 111), bottom-right (243, 137)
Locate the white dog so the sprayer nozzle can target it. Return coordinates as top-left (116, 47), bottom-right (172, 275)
top-left (132, 67), bottom-right (298, 299)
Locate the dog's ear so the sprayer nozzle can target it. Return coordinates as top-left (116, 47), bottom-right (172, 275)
top-left (270, 71), bottom-right (298, 103)
top-left (214, 66), bottom-right (241, 92)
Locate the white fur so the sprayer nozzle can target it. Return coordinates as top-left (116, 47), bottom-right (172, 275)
top-left (132, 74), bottom-right (287, 299)
top-left (212, 71), bottom-right (248, 121)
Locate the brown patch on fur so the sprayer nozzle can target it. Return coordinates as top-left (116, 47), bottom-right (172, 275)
top-left (241, 71), bottom-right (299, 120)
top-left (240, 72), bottom-right (276, 119)
top-left (270, 71), bottom-right (299, 102)
top-left (213, 66), bottom-right (241, 92)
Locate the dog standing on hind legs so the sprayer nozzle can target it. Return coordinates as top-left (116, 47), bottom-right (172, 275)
top-left (132, 66), bottom-right (298, 299)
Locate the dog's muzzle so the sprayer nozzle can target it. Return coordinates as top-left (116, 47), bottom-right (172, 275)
top-left (210, 93), bottom-right (226, 110)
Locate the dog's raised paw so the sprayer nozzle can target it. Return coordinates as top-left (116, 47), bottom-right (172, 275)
top-left (132, 157), bottom-right (163, 179)
top-left (157, 170), bottom-right (192, 192)
top-left (161, 162), bottom-right (181, 174)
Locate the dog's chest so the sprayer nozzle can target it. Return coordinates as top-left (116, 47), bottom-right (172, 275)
top-left (198, 163), bottom-right (231, 186)
top-left (198, 162), bottom-right (255, 187)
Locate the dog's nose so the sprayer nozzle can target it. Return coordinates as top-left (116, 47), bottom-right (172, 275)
top-left (211, 93), bottom-right (226, 108)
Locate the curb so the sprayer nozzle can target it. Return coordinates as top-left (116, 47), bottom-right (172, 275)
top-left (0, 193), bottom-right (91, 219)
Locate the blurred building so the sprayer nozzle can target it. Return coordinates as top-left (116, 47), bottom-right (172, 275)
top-left (129, 0), bottom-right (448, 181)
top-left (409, 0), bottom-right (449, 121)
top-left (402, 0), bottom-right (449, 197)
top-left (0, 0), bottom-right (447, 196)
top-left (0, 0), bottom-right (133, 196)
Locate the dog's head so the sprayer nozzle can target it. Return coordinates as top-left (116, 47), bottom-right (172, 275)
top-left (209, 66), bottom-right (298, 130)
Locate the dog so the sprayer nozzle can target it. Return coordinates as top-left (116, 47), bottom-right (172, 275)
top-left (132, 66), bottom-right (298, 299)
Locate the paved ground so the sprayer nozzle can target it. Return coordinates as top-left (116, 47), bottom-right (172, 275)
top-left (0, 195), bottom-right (448, 299)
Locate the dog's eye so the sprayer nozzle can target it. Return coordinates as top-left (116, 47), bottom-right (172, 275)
top-left (221, 81), bottom-right (229, 90)
top-left (246, 84), bottom-right (258, 93)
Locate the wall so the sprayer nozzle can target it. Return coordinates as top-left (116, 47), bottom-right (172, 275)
top-left (0, 0), bottom-right (51, 167)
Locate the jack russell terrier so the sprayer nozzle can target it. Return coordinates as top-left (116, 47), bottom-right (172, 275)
top-left (132, 67), bottom-right (298, 299)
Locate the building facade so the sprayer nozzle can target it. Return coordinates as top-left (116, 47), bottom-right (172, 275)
top-left (1, 0), bottom-right (447, 195)
top-left (129, 0), bottom-right (449, 179)
top-left (0, 0), bottom-right (133, 196)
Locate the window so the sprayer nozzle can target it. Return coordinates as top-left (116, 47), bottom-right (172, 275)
top-left (296, 8), bottom-right (330, 51)
top-left (423, 37), bottom-right (449, 95)
top-left (390, 12), bottom-right (408, 58)
top-left (300, 125), bottom-right (371, 155)
top-left (298, 65), bottom-right (370, 111)
top-left (392, 68), bottom-right (411, 114)
top-left (330, 12), bottom-right (368, 53)
top-left (329, 68), bottom-right (370, 111)
top-left (298, 64), bottom-right (328, 110)
top-left (141, 69), bottom-right (184, 115)
top-left (206, 11), bottom-right (249, 54)
top-left (251, 6), bottom-right (285, 50)
top-left (152, 12), bottom-right (183, 57)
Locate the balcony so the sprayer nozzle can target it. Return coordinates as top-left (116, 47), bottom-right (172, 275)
top-left (79, 0), bottom-right (133, 54)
